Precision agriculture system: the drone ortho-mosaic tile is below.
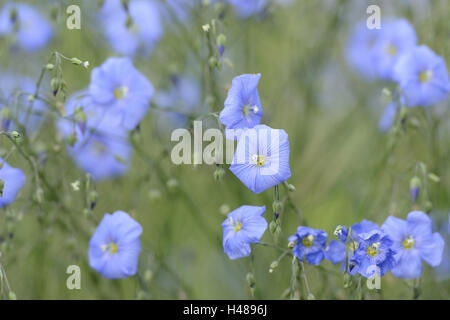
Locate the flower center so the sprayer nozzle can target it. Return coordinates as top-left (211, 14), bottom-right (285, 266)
top-left (367, 242), bottom-right (380, 257)
top-left (243, 104), bottom-right (259, 116)
top-left (385, 44), bottom-right (397, 56)
top-left (101, 242), bottom-right (118, 255)
top-left (419, 70), bottom-right (432, 83)
top-left (114, 86), bottom-right (129, 100)
top-left (302, 234), bottom-right (314, 247)
top-left (402, 235), bottom-right (415, 249)
top-left (251, 154), bottom-right (266, 167)
top-left (230, 217), bottom-right (242, 232)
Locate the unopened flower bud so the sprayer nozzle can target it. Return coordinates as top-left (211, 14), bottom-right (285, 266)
top-left (46, 63), bottom-right (54, 70)
top-left (286, 183), bottom-right (296, 192)
top-left (269, 220), bottom-right (277, 234)
top-left (272, 200), bottom-right (282, 213)
top-left (34, 187), bottom-right (44, 204)
top-left (288, 240), bottom-right (296, 249)
top-left (50, 78), bottom-right (61, 96)
top-left (409, 176), bottom-right (421, 203)
top-left (88, 190), bottom-right (98, 210)
top-left (269, 260), bottom-right (279, 273)
top-left (219, 204), bottom-right (230, 215)
top-left (343, 273), bottom-right (352, 288)
top-left (70, 57), bottom-right (83, 65)
top-left (217, 34), bottom-right (226, 46)
top-left (428, 173), bottom-right (440, 183)
top-left (246, 272), bottom-right (255, 287)
top-left (8, 291), bottom-right (17, 300)
top-left (209, 56), bottom-right (218, 68)
top-left (67, 133), bottom-right (77, 147)
top-left (11, 131), bottom-right (21, 140)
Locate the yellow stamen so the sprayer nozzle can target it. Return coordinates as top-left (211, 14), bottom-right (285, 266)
top-left (367, 242), bottom-right (380, 257)
top-left (302, 234), bottom-right (314, 247)
top-left (243, 104), bottom-right (259, 116)
top-left (419, 70), bottom-right (432, 83)
top-left (230, 217), bottom-right (242, 232)
top-left (114, 86), bottom-right (129, 100)
top-left (385, 44), bottom-right (397, 56)
top-left (101, 242), bottom-right (118, 255)
top-left (348, 241), bottom-right (359, 252)
top-left (402, 236), bottom-right (415, 249)
top-left (251, 154), bottom-right (266, 167)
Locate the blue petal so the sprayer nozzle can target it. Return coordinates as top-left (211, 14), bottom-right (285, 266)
top-left (325, 240), bottom-right (346, 264)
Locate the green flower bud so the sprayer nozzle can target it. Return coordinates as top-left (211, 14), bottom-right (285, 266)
top-left (1, 107), bottom-right (12, 119)
top-left (70, 57), bottom-right (83, 66)
top-left (217, 33), bottom-right (226, 46)
top-left (343, 273), bottom-right (352, 288)
top-left (246, 272), bottom-right (255, 287)
top-left (272, 200), bottom-right (282, 213)
top-left (307, 293), bottom-right (316, 300)
top-left (67, 133), bottom-right (77, 147)
top-left (166, 178), bottom-right (179, 190)
top-left (50, 78), bottom-right (61, 96)
top-left (144, 270), bottom-right (153, 282)
top-left (269, 220), bottom-right (277, 234)
top-left (11, 131), bottom-right (21, 139)
top-left (46, 63), bottom-right (55, 70)
top-left (34, 187), bottom-right (44, 204)
top-left (88, 190), bottom-right (98, 210)
top-left (269, 260), bottom-right (279, 273)
top-left (286, 183), bottom-right (296, 192)
top-left (8, 291), bottom-right (17, 300)
top-left (148, 189), bottom-right (162, 201)
top-left (219, 204), bottom-right (230, 215)
top-left (428, 173), bottom-right (440, 183)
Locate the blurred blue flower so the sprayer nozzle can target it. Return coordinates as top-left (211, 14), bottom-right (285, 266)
top-left (89, 57), bottom-right (154, 130)
top-left (0, 2), bottom-right (53, 52)
top-left (153, 74), bottom-right (202, 137)
top-left (325, 220), bottom-right (381, 272)
top-left (346, 21), bottom-right (380, 80)
top-left (88, 211), bottom-right (143, 279)
top-left (222, 205), bottom-right (267, 260)
top-left (227, 0), bottom-right (268, 19)
top-left (289, 226), bottom-right (328, 265)
top-left (433, 213), bottom-right (449, 280)
top-left (0, 73), bottom-right (47, 133)
top-left (0, 157), bottom-right (26, 208)
top-left (220, 74), bottom-right (263, 134)
top-left (382, 211), bottom-right (445, 278)
top-left (100, 0), bottom-right (163, 57)
top-left (394, 45), bottom-right (450, 107)
top-left (349, 228), bottom-right (396, 278)
top-left (230, 124), bottom-right (291, 194)
top-left (372, 19), bottom-right (417, 81)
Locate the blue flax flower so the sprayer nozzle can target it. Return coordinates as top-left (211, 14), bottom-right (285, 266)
top-left (394, 45), bottom-right (450, 107)
top-left (222, 205), bottom-right (267, 260)
top-left (346, 21), bottom-right (380, 80)
top-left (372, 19), bottom-right (417, 81)
top-left (349, 229), bottom-right (396, 278)
top-left (230, 124), bottom-right (291, 194)
top-left (88, 211), bottom-right (143, 279)
top-left (67, 122), bottom-right (131, 181)
top-left (89, 57), bottom-right (154, 130)
top-left (382, 211), bottom-right (444, 278)
top-left (289, 226), bottom-right (327, 265)
top-left (0, 73), bottom-right (48, 133)
top-left (0, 3), bottom-right (53, 52)
top-left (227, 0), bottom-right (268, 19)
top-left (325, 220), bottom-right (379, 271)
top-left (0, 157), bottom-right (26, 208)
top-left (219, 74), bottom-right (263, 134)
top-left (100, 0), bottom-right (163, 57)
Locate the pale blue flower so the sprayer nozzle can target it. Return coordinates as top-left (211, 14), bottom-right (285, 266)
top-left (88, 211), bottom-right (143, 279)
top-left (0, 157), bottom-right (26, 208)
top-left (222, 205), bottom-right (267, 260)
top-left (289, 226), bottom-right (328, 265)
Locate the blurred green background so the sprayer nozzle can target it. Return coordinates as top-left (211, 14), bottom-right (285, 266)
top-left (0, 0), bottom-right (449, 299)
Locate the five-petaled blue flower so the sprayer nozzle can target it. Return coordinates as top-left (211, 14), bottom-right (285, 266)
top-left (394, 45), bottom-right (450, 107)
top-left (88, 211), bottom-right (143, 279)
top-left (219, 74), bottom-right (263, 135)
top-left (325, 220), bottom-right (379, 271)
top-left (0, 2), bottom-right (53, 52)
top-left (230, 124), bottom-right (291, 194)
top-left (382, 211), bottom-right (445, 278)
top-left (349, 228), bottom-right (396, 278)
top-left (89, 57), bottom-right (154, 130)
top-left (100, 0), bottom-right (163, 57)
top-left (372, 19), bottom-right (417, 81)
top-left (289, 226), bottom-right (328, 265)
top-left (0, 157), bottom-right (26, 208)
top-left (222, 205), bottom-right (267, 260)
